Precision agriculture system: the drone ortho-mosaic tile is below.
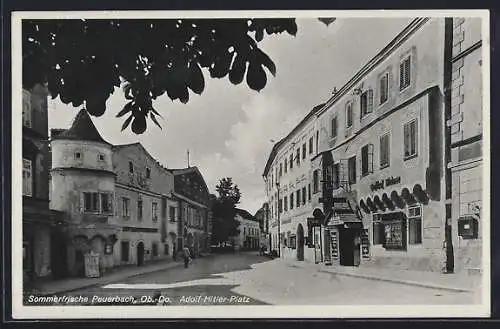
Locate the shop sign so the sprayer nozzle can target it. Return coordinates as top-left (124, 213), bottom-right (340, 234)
top-left (330, 231), bottom-right (339, 260)
top-left (370, 176), bottom-right (401, 191)
top-left (383, 220), bottom-right (407, 251)
top-left (361, 229), bottom-right (370, 259)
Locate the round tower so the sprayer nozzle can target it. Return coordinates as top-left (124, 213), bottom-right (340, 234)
top-left (50, 109), bottom-right (118, 277)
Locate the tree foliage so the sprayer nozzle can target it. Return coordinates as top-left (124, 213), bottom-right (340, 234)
top-left (22, 18), bottom-right (297, 134)
top-left (210, 177), bottom-right (242, 245)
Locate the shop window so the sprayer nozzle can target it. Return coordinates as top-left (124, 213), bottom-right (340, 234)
top-left (22, 89), bottom-right (32, 128)
top-left (408, 206), bottom-right (422, 245)
top-left (380, 133), bottom-right (390, 168)
top-left (152, 202), bottom-right (158, 222)
top-left (313, 170), bottom-right (320, 193)
top-left (331, 116), bottom-right (338, 138)
top-left (361, 144), bottom-right (374, 176)
top-left (22, 158), bottom-right (33, 197)
top-left (121, 241), bottom-right (129, 262)
top-left (290, 154), bottom-right (294, 170)
top-left (309, 137), bottom-right (314, 154)
top-left (302, 187), bottom-right (306, 205)
top-left (345, 102), bottom-right (353, 128)
top-left (302, 143), bottom-right (306, 159)
top-left (360, 89), bottom-right (374, 117)
top-left (296, 190), bottom-right (300, 208)
top-left (372, 214), bottom-right (384, 245)
top-left (379, 72), bottom-right (389, 104)
top-left (152, 242), bottom-right (158, 257)
top-left (348, 156), bottom-right (357, 184)
top-left (138, 200), bottom-right (143, 220)
top-left (284, 196), bottom-right (288, 211)
top-left (122, 197), bottom-right (130, 217)
top-left (404, 119), bottom-right (418, 159)
top-left (400, 55), bottom-right (411, 91)
top-left (290, 193), bottom-right (294, 210)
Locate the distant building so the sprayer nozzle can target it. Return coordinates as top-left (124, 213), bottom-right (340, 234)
top-left (255, 203), bottom-right (270, 250)
top-left (234, 209), bottom-right (260, 251)
top-left (169, 167), bottom-right (211, 257)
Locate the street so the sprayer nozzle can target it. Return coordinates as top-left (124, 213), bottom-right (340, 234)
top-left (31, 252), bottom-right (478, 306)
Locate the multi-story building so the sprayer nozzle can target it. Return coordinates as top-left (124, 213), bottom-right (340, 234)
top-left (50, 109), bottom-right (121, 276)
top-left (113, 143), bottom-right (175, 267)
top-left (169, 167), bottom-right (211, 257)
top-left (234, 209), bottom-right (261, 251)
top-left (262, 103), bottom-right (325, 262)
top-left (263, 17), bottom-right (484, 274)
top-left (255, 203), bottom-right (270, 251)
top-left (448, 17), bottom-right (483, 274)
top-left (22, 84), bottom-right (63, 282)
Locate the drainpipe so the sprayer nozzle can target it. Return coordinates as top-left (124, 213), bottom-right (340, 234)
top-left (443, 17), bottom-right (455, 273)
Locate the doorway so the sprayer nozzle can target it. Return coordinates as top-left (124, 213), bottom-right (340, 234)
top-left (296, 224), bottom-right (305, 261)
top-left (137, 242), bottom-right (145, 266)
top-left (338, 228), bottom-right (361, 266)
top-left (50, 230), bottom-right (68, 279)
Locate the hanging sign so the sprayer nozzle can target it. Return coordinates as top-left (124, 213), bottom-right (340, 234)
top-left (330, 231), bottom-right (339, 260)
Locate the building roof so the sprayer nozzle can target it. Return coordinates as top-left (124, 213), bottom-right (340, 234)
top-left (235, 208), bottom-right (258, 222)
top-left (113, 142), bottom-right (169, 171)
top-left (51, 109), bottom-right (111, 145)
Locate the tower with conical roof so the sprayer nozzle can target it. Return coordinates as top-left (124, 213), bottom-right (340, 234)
top-left (50, 109), bottom-right (119, 277)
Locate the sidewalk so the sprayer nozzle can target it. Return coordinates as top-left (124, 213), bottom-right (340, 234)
top-left (283, 259), bottom-right (482, 293)
top-left (29, 257), bottom-right (197, 296)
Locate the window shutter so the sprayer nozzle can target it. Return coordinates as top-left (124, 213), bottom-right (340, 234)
top-left (412, 120), bottom-right (418, 155)
top-left (368, 144), bottom-right (374, 173)
top-left (368, 89), bottom-right (373, 113)
top-left (404, 123), bottom-right (410, 157)
top-left (400, 61), bottom-right (405, 89)
top-left (80, 192), bottom-right (85, 213)
top-left (108, 192), bottom-right (114, 214)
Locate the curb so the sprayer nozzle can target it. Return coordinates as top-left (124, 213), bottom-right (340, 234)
top-left (34, 256), bottom-right (215, 297)
top-left (318, 269), bottom-right (474, 293)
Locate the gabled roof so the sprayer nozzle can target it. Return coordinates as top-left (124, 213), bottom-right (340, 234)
top-left (51, 109), bottom-right (111, 145)
top-left (113, 142), bottom-right (169, 171)
top-left (235, 208), bottom-right (258, 222)
top-left (168, 166), bottom-right (210, 195)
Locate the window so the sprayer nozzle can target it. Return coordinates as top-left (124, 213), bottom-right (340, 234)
top-left (101, 193), bottom-right (111, 213)
top-left (122, 197), bottom-right (130, 217)
top-left (290, 193), bottom-right (294, 210)
top-left (296, 190), bottom-right (300, 208)
top-left (138, 200), bottom-right (143, 220)
top-left (380, 72), bottom-right (389, 104)
top-left (98, 153), bottom-right (105, 161)
top-left (331, 117), bottom-right (338, 138)
top-left (279, 163), bottom-right (283, 177)
top-left (271, 172), bottom-right (274, 187)
top-left (348, 156), bottom-right (357, 184)
top-left (302, 187), bottom-right (306, 205)
top-left (278, 199), bottom-right (283, 213)
top-left (284, 196), bottom-right (288, 211)
top-left (23, 90), bottom-right (32, 128)
top-left (290, 154), bottom-right (294, 169)
top-left (404, 119), bottom-right (418, 159)
top-left (284, 159), bottom-right (288, 173)
top-left (121, 241), bottom-right (129, 262)
top-left (146, 167), bottom-right (151, 179)
top-left (84, 192), bottom-right (99, 212)
top-left (152, 242), bottom-right (158, 257)
top-left (313, 170), bottom-right (319, 193)
top-left (361, 144), bottom-right (374, 176)
top-left (296, 149), bottom-right (300, 165)
top-left (380, 133), bottom-right (390, 168)
top-left (408, 206), bottom-right (422, 245)
top-left (400, 55), bottom-right (411, 91)
top-left (308, 184), bottom-right (311, 202)
top-left (302, 144), bottom-right (306, 159)
top-left (75, 152), bottom-right (82, 160)
top-left (152, 202), bottom-right (158, 221)
top-left (333, 163), bottom-right (340, 189)
top-left (346, 102), bottom-right (353, 128)
top-left (372, 214), bottom-right (384, 245)
top-left (22, 158), bottom-right (32, 197)
top-left (360, 89), bottom-right (374, 117)
top-left (161, 198), bottom-right (167, 218)
top-left (244, 227), bottom-right (246, 235)
top-left (164, 243), bottom-right (169, 255)
top-left (129, 161), bottom-right (134, 174)
top-left (316, 131), bottom-right (319, 153)
top-left (309, 137), bottom-right (314, 154)
top-left (169, 206), bottom-right (176, 222)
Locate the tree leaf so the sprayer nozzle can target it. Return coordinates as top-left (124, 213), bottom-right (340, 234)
top-left (229, 54), bottom-right (246, 85)
top-left (121, 114), bottom-right (133, 131)
top-left (131, 114), bottom-right (147, 134)
top-left (187, 62), bottom-right (205, 94)
top-left (116, 101), bottom-right (133, 117)
top-left (246, 61), bottom-right (267, 91)
top-left (150, 112), bottom-right (162, 129)
top-left (255, 49), bottom-right (276, 77)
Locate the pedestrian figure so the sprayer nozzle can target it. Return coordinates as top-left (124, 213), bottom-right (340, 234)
top-left (183, 245), bottom-right (191, 268)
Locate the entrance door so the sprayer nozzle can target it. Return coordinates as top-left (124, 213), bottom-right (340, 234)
top-left (137, 242), bottom-right (144, 266)
top-left (296, 224), bottom-right (305, 261)
top-left (51, 230), bottom-right (68, 279)
top-left (339, 228), bottom-right (361, 266)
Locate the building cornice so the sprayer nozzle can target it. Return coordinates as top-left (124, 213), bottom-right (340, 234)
top-left (50, 167), bottom-right (116, 176)
top-left (115, 182), bottom-right (172, 199)
top-left (172, 192), bottom-right (208, 209)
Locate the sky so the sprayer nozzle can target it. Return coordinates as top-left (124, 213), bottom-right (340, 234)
top-left (48, 17), bottom-right (413, 215)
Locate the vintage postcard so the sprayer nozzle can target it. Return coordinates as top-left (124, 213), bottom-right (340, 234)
top-left (11, 9), bottom-right (490, 319)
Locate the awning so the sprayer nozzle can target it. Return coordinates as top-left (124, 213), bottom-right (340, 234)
top-left (328, 213), bottom-right (363, 228)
